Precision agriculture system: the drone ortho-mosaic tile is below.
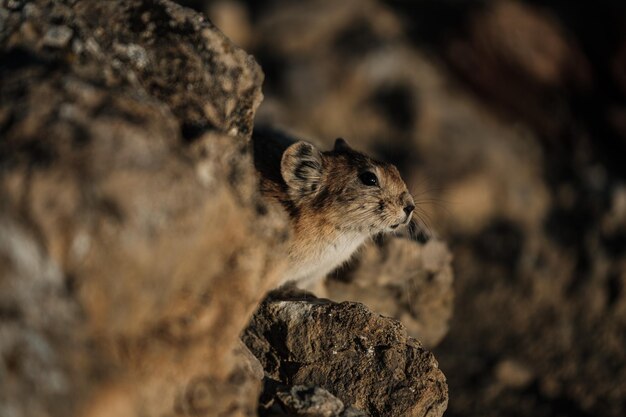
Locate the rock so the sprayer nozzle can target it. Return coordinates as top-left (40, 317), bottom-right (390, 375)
top-left (494, 359), bottom-right (534, 389)
top-left (113, 42), bottom-right (149, 70)
top-left (243, 291), bottom-right (448, 417)
top-left (207, 0), bottom-right (253, 49)
top-left (0, 0), bottom-right (288, 416)
top-left (260, 380), bottom-right (368, 417)
top-left (259, 383), bottom-right (368, 417)
top-left (325, 237), bottom-right (454, 348)
top-left (275, 386), bottom-right (345, 417)
top-left (172, 340), bottom-right (265, 417)
top-left (42, 25), bottom-right (73, 48)
top-left (453, 0), bottom-right (588, 86)
top-left (443, 0), bottom-right (592, 138)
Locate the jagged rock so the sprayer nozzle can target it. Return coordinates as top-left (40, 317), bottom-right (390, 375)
top-left (0, 0), bottom-right (288, 416)
top-left (243, 291), bottom-right (448, 417)
top-left (325, 237), bottom-right (453, 348)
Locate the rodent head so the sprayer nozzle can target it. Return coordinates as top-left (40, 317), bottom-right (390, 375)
top-left (281, 138), bottom-right (415, 234)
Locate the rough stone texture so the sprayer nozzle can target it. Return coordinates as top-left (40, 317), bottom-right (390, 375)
top-left (257, 383), bottom-right (369, 417)
top-left (243, 291), bottom-right (448, 417)
top-left (325, 237), bottom-right (453, 348)
top-left (0, 0), bottom-right (288, 416)
top-left (268, 385), bottom-right (362, 417)
top-left (276, 386), bottom-right (344, 417)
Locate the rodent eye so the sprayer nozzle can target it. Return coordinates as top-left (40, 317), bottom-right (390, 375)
top-left (359, 171), bottom-right (379, 187)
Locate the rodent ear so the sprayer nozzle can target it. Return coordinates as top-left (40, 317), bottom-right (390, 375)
top-left (281, 141), bottom-right (323, 197)
top-left (334, 137), bottom-right (352, 152)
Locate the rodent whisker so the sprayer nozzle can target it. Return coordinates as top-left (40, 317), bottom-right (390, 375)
top-left (410, 187), bottom-right (445, 198)
top-left (414, 197), bottom-right (451, 205)
top-left (408, 180), bottom-right (451, 207)
top-left (414, 199), bottom-right (453, 219)
top-left (408, 213), bottom-right (435, 242)
top-left (414, 206), bottom-right (435, 227)
top-left (408, 176), bottom-right (441, 194)
top-left (414, 198), bottom-right (451, 208)
top-left (417, 212), bottom-right (436, 238)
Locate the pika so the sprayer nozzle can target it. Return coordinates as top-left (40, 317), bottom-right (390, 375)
top-left (253, 128), bottom-right (415, 288)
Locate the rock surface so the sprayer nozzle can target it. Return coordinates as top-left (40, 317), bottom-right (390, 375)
top-left (325, 237), bottom-right (453, 348)
top-left (0, 0), bottom-right (288, 416)
top-left (243, 291), bottom-right (448, 417)
top-left (267, 385), bottom-right (367, 417)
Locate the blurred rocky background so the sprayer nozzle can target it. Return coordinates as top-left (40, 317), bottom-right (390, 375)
top-left (188, 0), bottom-right (625, 416)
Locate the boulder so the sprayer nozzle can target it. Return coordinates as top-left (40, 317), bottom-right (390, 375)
top-left (0, 1), bottom-right (287, 416)
top-left (244, 290), bottom-right (448, 417)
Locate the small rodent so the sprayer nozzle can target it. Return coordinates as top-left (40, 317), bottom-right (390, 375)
top-left (253, 128), bottom-right (415, 288)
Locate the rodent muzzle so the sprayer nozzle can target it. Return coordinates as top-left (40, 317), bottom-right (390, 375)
top-left (390, 203), bottom-right (414, 230)
top-left (401, 193), bottom-right (415, 224)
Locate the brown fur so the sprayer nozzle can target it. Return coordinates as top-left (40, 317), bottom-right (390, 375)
top-left (253, 128), bottom-right (414, 287)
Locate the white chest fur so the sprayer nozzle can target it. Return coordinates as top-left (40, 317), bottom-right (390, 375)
top-left (285, 231), bottom-right (367, 288)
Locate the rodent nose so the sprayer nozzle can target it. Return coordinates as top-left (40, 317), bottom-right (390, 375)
top-left (404, 204), bottom-right (415, 216)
